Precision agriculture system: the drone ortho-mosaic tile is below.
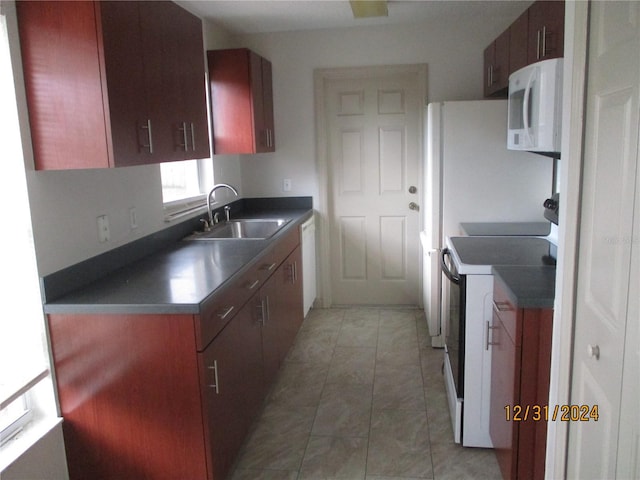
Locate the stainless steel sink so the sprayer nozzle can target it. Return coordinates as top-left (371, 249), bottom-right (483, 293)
top-left (186, 219), bottom-right (291, 240)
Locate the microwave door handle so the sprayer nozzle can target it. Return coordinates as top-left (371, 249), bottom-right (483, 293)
top-left (523, 68), bottom-right (535, 146)
top-left (440, 248), bottom-right (460, 284)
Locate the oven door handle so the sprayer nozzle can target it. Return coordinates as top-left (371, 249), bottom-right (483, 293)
top-left (440, 248), bottom-right (460, 285)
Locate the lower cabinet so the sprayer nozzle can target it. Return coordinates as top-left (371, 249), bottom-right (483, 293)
top-left (200, 300), bottom-right (265, 479)
top-left (261, 246), bottom-right (304, 386)
top-left (47, 229), bottom-right (305, 479)
top-left (489, 282), bottom-right (553, 480)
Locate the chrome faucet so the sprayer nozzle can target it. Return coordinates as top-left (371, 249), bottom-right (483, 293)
top-left (207, 183), bottom-right (238, 227)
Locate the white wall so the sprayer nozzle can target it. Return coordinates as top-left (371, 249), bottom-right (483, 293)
top-left (228, 11), bottom-right (525, 202)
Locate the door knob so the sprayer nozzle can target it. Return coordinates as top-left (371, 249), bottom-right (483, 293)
top-left (587, 344), bottom-right (600, 360)
top-left (408, 186), bottom-right (417, 194)
top-left (409, 202), bottom-right (419, 211)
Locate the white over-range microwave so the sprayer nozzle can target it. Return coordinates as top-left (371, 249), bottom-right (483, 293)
top-left (507, 57), bottom-right (563, 155)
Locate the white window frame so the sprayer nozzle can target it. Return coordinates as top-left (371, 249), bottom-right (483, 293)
top-left (161, 158), bottom-right (214, 221)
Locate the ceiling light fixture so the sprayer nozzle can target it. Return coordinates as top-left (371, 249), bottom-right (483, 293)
top-left (349, 0), bottom-right (388, 19)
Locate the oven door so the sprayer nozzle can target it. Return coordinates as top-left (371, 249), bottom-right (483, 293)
top-left (440, 248), bottom-right (465, 443)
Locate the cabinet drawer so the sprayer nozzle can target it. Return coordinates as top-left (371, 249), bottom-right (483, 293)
top-left (196, 264), bottom-right (262, 351)
top-left (492, 282), bottom-right (520, 346)
top-left (257, 226), bottom-right (300, 282)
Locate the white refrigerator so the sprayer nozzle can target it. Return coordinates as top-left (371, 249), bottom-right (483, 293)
top-left (421, 100), bottom-right (553, 347)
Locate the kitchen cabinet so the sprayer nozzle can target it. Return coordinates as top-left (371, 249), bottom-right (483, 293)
top-left (16, 0), bottom-right (209, 170)
top-left (261, 246), bottom-right (304, 386)
top-left (509, 10), bottom-right (529, 76)
top-left (527, 1), bottom-right (565, 64)
top-left (484, 28), bottom-right (510, 97)
top-left (208, 48), bottom-right (276, 154)
top-left (482, 0), bottom-right (564, 98)
top-left (46, 225), bottom-right (303, 479)
top-left (200, 300), bottom-right (265, 480)
top-left (489, 280), bottom-right (553, 480)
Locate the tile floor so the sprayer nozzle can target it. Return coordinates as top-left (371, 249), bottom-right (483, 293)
top-left (230, 307), bottom-right (502, 480)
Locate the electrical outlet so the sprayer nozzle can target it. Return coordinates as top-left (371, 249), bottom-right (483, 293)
top-left (129, 207), bottom-right (138, 229)
top-left (97, 215), bottom-right (110, 243)
top-left (283, 178), bottom-right (292, 192)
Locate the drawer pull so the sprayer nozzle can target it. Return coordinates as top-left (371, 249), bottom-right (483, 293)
top-left (208, 360), bottom-right (219, 393)
top-left (492, 300), bottom-right (512, 313)
top-left (261, 262), bottom-right (277, 272)
top-left (247, 279), bottom-right (260, 291)
top-left (217, 306), bottom-right (235, 320)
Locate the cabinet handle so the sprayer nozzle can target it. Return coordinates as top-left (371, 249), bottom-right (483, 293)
top-left (256, 300), bottom-right (264, 325)
top-left (247, 279), bottom-right (260, 291)
top-left (293, 261), bottom-right (298, 283)
top-left (265, 295), bottom-right (270, 324)
top-left (261, 262), bottom-right (277, 272)
top-left (492, 300), bottom-right (511, 313)
top-left (208, 360), bottom-right (219, 393)
top-left (190, 122), bottom-right (196, 151)
top-left (541, 26), bottom-right (547, 58)
top-left (217, 305), bottom-right (235, 320)
top-left (141, 119), bottom-right (154, 154)
top-left (486, 321), bottom-right (500, 350)
top-left (178, 122), bottom-right (189, 152)
top-left (536, 29), bottom-right (541, 60)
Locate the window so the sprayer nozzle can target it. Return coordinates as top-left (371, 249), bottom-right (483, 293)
top-left (161, 159), bottom-right (214, 220)
top-left (1, 4), bottom-right (59, 468)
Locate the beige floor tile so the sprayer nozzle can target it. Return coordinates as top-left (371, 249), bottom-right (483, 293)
top-left (373, 363), bottom-right (425, 411)
top-left (430, 441), bottom-right (501, 479)
top-left (268, 361), bottom-right (328, 407)
top-left (367, 409), bottom-right (432, 478)
top-left (326, 346), bottom-right (376, 385)
top-left (231, 469), bottom-right (298, 480)
top-left (336, 323), bottom-right (379, 348)
top-left (312, 383), bottom-right (372, 437)
top-left (343, 307), bottom-right (381, 326)
top-left (299, 436), bottom-right (367, 479)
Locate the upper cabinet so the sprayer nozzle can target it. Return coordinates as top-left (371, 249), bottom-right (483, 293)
top-left (527, 0), bottom-right (565, 63)
top-left (483, 0), bottom-right (564, 98)
top-left (208, 48), bottom-right (276, 155)
top-left (16, 1), bottom-right (210, 170)
top-left (484, 28), bottom-right (510, 97)
top-left (508, 10), bottom-right (529, 76)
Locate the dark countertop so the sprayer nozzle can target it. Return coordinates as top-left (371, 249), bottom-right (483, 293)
top-left (460, 222), bottom-right (551, 236)
top-left (492, 265), bottom-right (556, 309)
top-left (448, 236), bottom-right (557, 275)
top-left (43, 205), bottom-right (312, 315)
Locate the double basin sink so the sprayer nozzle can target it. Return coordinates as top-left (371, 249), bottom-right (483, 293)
top-left (185, 218), bottom-right (291, 241)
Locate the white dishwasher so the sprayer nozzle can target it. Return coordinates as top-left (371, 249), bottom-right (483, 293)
top-left (301, 215), bottom-right (316, 317)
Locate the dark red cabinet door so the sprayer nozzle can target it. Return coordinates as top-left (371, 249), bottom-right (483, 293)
top-left (208, 48), bottom-right (275, 154)
top-left (200, 301), bottom-right (265, 479)
top-left (527, 0), bottom-right (565, 63)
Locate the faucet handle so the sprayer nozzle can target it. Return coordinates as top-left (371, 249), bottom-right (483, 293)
top-left (224, 205), bottom-right (231, 222)
top-left (200, 218), bottom-right (211, 231)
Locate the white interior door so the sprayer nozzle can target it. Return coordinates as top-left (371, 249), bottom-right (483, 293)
top-left (567, 2), bottom-right (640, 478)
top-left (325, 69), bottom-right (423, 305)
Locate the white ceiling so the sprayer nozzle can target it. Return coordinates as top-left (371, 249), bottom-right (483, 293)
top-left (178, 0), bottom-right (532, 35)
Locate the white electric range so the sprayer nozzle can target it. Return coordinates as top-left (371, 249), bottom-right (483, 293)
top-left (440, 226), bottom-right (557, 447)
